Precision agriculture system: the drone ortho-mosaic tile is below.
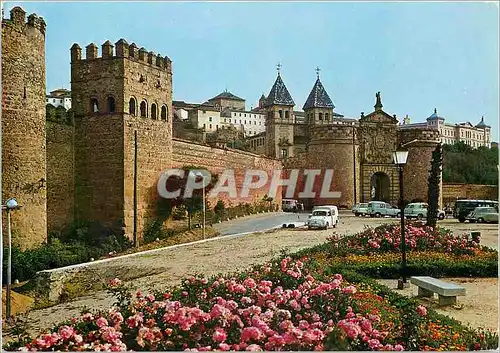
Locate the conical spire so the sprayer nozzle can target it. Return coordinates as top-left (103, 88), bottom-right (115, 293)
top-left (374, 91), bottom-right (383, 111)
top-left (476, 116), bottom-right (490, 128)
top-left (265, 71), bottom-right (295, 107)
top-left (303, 76), bottom-right (334, 110)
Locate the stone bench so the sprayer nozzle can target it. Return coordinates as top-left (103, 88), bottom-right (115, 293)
top-left (410, 276), bottom-right (466, 306)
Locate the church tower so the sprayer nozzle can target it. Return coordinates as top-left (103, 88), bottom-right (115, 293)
top-left (303, 68), bottom-right (335, 126)
top-left (264, 64), bottom-right (295, 159)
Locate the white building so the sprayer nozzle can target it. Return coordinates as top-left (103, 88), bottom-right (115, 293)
top-left (188, 104), bottom-right (222, 132)
top-left (46, 88), bottom-right (71, 110)
top-left (401, 109), bottom-right (492, 148)
top-left (221, 108), bottom-right (266, 137)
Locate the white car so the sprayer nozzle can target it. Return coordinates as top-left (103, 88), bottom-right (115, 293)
top-left (307, 206), bottom-right (338, 230)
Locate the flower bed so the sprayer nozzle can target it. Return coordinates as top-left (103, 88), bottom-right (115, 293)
top-left (4, 223), bottom-right (498, 351)
top-left (328, 222), bottom-right (482, 256)
top-left (5, 256), bottom-right (498, 351)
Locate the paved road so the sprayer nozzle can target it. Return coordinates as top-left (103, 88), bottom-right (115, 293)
top-left (213, 211), bottom-right (311, 235)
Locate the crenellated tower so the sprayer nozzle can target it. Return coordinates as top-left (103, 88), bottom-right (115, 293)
top-left (1, 7), bottom-right (47, 249)
top-left (264, 65), bottom-right (296, 159)
top-left (70, 39), bottom-right (173, 243)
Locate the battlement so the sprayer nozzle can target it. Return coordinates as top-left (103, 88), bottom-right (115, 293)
top-left (399, 127), bottom-right (441, 145)
top-left (70, 39), bottom-right (172, 71)
top-left (2, 6), bottom-right (46, 35)
top-left (309, 124), bottom-right (358, 143)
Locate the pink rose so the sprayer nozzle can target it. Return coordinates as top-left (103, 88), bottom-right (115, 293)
top-left (96, 317), bottom-right (109, 328)
top-left (416, 305), bottom-right (427, 317)
top-left (109, 278), bottom-right (121, 287)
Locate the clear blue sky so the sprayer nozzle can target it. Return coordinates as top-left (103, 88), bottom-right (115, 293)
top-left (4, 1), bottom-right (499, 140)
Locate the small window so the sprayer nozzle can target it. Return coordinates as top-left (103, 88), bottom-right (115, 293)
top-left (90, 98), bottom-right (99, 113)
top-left (107, 96), bottom-right (116, 113)
top-left (209, 124), bottom-right (212, 129)
top-left (140, 101), bottom-right (147, 117)
top-left (319, 113), bottom-right (323, 120)
top-left (325, 113), bottom-right (329, 120)
top-left (285, 111), bottom-right (289, 119)
top-left (209, 117), bottom-right (212, 122)
top-left (151, 103), bottom-right (157, 119)
top-left (279, 110), bottom-right (283, 119)
top-left (129, 98), bottom-right (136, 116)
top-left (161, 105), bottom-right (167, 120)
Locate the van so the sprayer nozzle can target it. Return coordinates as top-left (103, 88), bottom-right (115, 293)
top-left (404, 202), bottom-right (446, 220)
top-left (366, 201), bottom-right (400, 218)
top-left (454, 199), bottom-right (498, 223)
top-left (282, 199), bottom-right (298, 212)
top-left (307, 206), bottom-right (338, 230)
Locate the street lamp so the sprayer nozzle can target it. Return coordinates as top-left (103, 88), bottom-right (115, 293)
top-left (2, 198), bottom-right (22, 318)
top-left (193, 172), bottom-right (206, 240)
top-left (393, 145), bottom-right (409, 289)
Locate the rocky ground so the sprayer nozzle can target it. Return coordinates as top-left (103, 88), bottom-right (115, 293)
top-left (2, 213), bottom-right (497, 341)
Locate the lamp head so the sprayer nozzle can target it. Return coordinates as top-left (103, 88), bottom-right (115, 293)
top-left (5, 198), bottom-right (19, 210)
top-left (393, 145), bottom-right (409, 165)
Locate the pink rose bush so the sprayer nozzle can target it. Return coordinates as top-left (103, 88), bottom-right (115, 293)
top-left (328, 222), bottom-right (481, 255)
top-left (7, 257), bottom-right (407, 352)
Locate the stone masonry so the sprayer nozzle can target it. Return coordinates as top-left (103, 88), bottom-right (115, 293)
top-left (71, 39), bottom-right (173, 241)
top-left (1, 7), bottom-right (47, 249)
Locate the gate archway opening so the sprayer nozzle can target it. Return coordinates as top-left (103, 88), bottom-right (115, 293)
top-left (370, 172), bottom-right (390, 202)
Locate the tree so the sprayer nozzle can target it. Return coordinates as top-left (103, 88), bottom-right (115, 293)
top-left (427, 143), bottom-right (442, 227)
top-left (442, 142), bottom-right (498, 185)
top-left (157, 165), bottom-right (218, 229)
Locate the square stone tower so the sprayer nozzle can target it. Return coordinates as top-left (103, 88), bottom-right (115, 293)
top-left (70, 39), bottom-right (173, 244)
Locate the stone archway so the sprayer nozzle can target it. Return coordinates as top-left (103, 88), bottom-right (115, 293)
top-left (370, 172), bottom-right (390, 202)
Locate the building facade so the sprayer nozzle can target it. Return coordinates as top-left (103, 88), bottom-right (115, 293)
top-left (46, 88), bottom-right (72, 109)
top-left (187, 104), bottom-right (222, 132)
top-left (261, 70), bottom-right (442, 209)
top-left (221, 109), bottom-right (266, 136)
top-left (402, 109), bottom-right (492, 148)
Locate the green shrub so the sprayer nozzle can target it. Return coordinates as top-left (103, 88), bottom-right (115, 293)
top-left (171, 205), bottom-right (187, 220)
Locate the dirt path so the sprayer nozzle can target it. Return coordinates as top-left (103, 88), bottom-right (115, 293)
top-left (3, 215), bottom-right (497, 340)
top-left (377, 278), bottom-right (498, 331)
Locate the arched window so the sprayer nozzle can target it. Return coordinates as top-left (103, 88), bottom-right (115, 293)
top-left (140, 101), bottom-right (147, 117)
top-left (278, 110), bottom-right (283, 119)
top-left (151, 103), bottom-right (157, 119)
top-left (161, 105), bottom-right (167, 120)
top-left (325, 113), bottom-right (329, 120)
top-left (319, 113), bottom-right (323, 121)
top-left (90, 98), bottom-right (99, 113)
top-left (107, 96), bottom-right (116, 113)
top-left (129, 98), bottom-right (136, 116)
top-left (285, 111), bottom-right (289, 119)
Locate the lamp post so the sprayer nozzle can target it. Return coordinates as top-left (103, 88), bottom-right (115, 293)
top-left (193, 172), bottom-right (206, 240)
top-left (393, 146), bottom-right (409, 289)
top-left (2, 198), bottom-right (22, 318)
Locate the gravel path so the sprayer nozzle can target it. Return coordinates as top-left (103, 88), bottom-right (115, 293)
top-left (3, 214), bottom-right (497, 340)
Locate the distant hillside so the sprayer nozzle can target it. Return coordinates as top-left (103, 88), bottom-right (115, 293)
top-left (442, 142), bottom-right (498, 185)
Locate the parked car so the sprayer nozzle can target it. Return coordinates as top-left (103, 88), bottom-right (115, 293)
top-left (307, 206), bottom-right (338, 230)
top-left (352, 203), bottom-right (369, 217)
top-left (465, 207), bottom-right (499, 223)
top-left (454, 199), bottom-right (499, 223)
top-left (404, 202), bottom-right (445, 220)
top-left (366, 201), bottom-right (401, 218)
